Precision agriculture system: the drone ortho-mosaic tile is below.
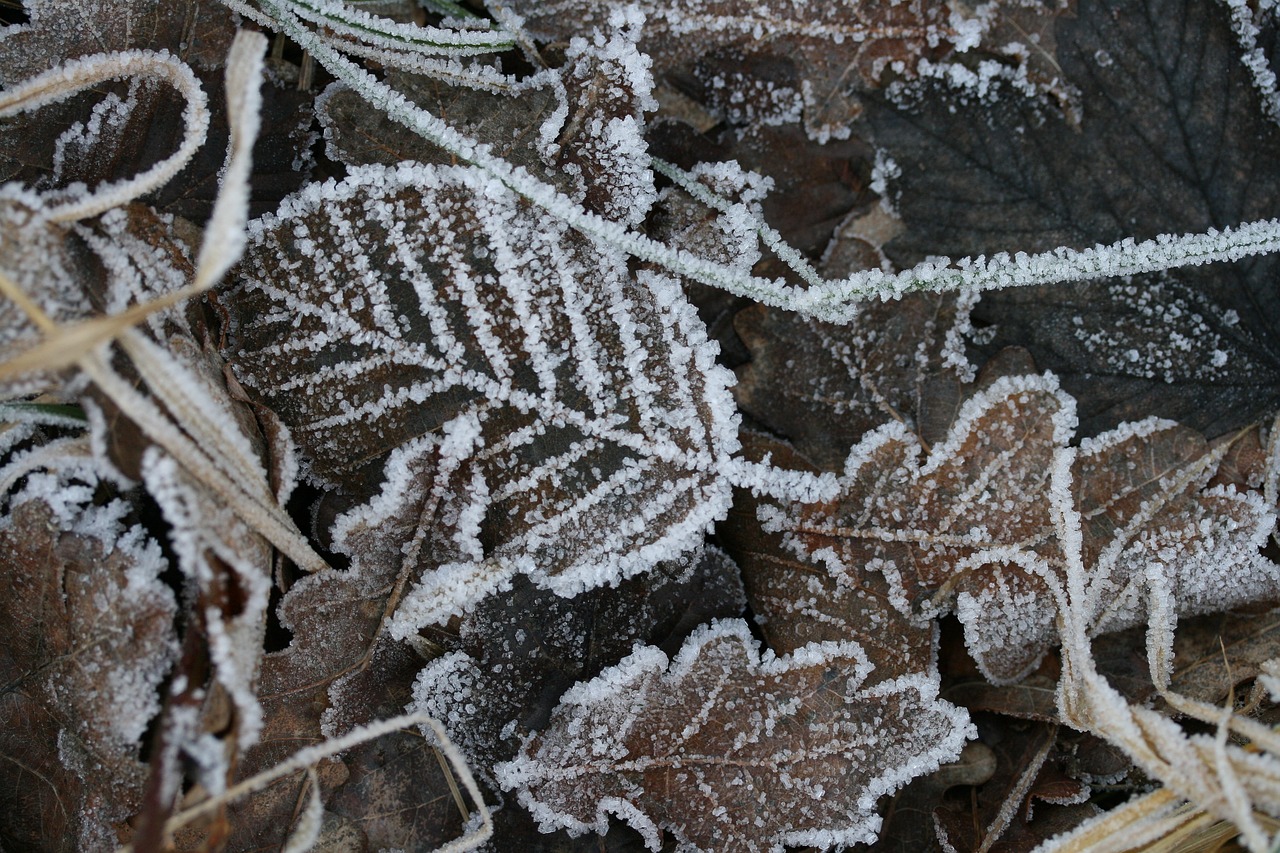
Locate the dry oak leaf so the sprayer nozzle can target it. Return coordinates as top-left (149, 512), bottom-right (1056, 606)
top-left (719, 429), bottom-right (935, 679)
top-left (768, 373), bottom-right (1280, 683)
top-left (496, 619), bottom-right (973, 852)
top-left (228, 162), bottom-right (740, 625)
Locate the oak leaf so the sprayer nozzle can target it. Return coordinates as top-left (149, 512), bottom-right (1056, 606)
top-left (497, 619), bottom-right (973, 852)
top-left (0, 479), bottom-right (177, 852)
top-left (767, 373), bottom-right (1280, 682)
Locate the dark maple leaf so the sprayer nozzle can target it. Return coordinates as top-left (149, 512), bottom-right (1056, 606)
top-left (865, 0), bottom-right (1280, 436)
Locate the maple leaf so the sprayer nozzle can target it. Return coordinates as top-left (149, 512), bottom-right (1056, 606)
top-left (496, 619), bottom-right (973, 852)
top-left (227, 161), bottom-right (741, 625)
top-left (865, 0), bottom-right (1280, 436)
top-left (0, 475), bottom-right (177, 852)
top-left (765, 373), bottom-right (1280, 683)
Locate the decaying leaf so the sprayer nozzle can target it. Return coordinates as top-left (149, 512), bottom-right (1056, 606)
top-left (319, 7), bottom-right (655, 227)
top-left (505, 0), bottom-right (983, 142)
top-left (0, 0), bottom-right (313, 222)
top-left (866, 0), bottom-right (1280, 436)
top-left (0, 477), bottom-right (177, 852)
top-left (412, 547), bottom-right (745, 776)
top-left (766, 373), bottom-right (1280, 683)
top-left (733, 292), bottom-right (974, 471)
top-left (227, 161), bottom-right (740, 625)
top-left (497, 619), bottom-right (973, 852)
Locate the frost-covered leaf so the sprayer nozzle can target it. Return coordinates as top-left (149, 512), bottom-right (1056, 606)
top-left (319, 8), bottom-right (656, 226)
top-left (228, 162), bottom-right (739, 624)
top-left (770, 373), bottom-right (1280, 683)
top-left (505, 0), bottom-right (975, 142)
top-left (497, 619), bottom-right (973, 852)
top-left (719, 430), bottom-right (934, 679)
top-left (412, 547), bottom-right (745, 776)
top-left (866, 0), bottom-right (1280, 435)
top-left (0, 477), bottom-right (177, 852)
top-left (733, 292), bottom-right (973, 471)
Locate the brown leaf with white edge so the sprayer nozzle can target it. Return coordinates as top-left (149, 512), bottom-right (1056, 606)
top-left (228, 162), bottom-right (740, 626)
top-left (496, 619), bottom-right (973, 852)
top-left (770, 373), bottom-right (1280, 683)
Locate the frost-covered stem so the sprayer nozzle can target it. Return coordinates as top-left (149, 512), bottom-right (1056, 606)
top-left (82, 354), bottom-right (328, 571)
top-left (795, 220), bottom-right (1280, 322)
top-left (228, 0), bottom-right (1280, 322)
top-left (117, 713), bottom-right (492, 853)
top-left (117, 329), bottom-right (281, 513)
top-left (0, 51), bottom-right (210, 223)
top-left (267, 0), bottom-right (513, 53)
top-left (651, 157), bottom-right (826, 289)
top-left (724, 456), bottom-right (839, 503)
top-left (1048, 444), bottom-right (1280, 851)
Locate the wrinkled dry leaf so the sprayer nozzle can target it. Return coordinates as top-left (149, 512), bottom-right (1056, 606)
top-left (498, 619), bottom-right (973, 852)
top-left (0, 482), bottom-right (177, 852)
top-left (768, 373), bottom-right (1280, 682)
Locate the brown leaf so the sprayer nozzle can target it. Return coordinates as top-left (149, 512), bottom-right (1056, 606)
top-left (0, 0), bottom-right (312, 222)
top-left (497, 620), bottom-right (973, 852)
top-left (505, 0), bottom-right (961, 142)
top-left (733, 292), bottom-right (973, 471)
top-left (227, 162), bottom-right (739, 625)
top-left (319, 11), bottom-right (654, 226)
top-left (768, 374), bottom-right (1280, 682)
top-left (1167, 608), bottom-right (1280, 706)
top-left (719, 430), bottom-right (934, 679)
top-left (0, 491), bottom-right (177, 852)
top-left (411, 547), bottom-right (745, 776)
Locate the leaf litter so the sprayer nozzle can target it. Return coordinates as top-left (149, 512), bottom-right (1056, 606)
top-left (2, 0), bottom-right (1280, 850)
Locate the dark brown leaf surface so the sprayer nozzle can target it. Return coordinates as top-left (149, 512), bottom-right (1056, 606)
top-left (865, 0), bottom-right (1280, 436)
top-left (0, 490), bottom-right (176, 852)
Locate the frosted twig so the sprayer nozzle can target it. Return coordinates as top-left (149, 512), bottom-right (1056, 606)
top-left (0, 50), bottom-right (210, 223)
top-left (269, 0), bottom-right (513, 54)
